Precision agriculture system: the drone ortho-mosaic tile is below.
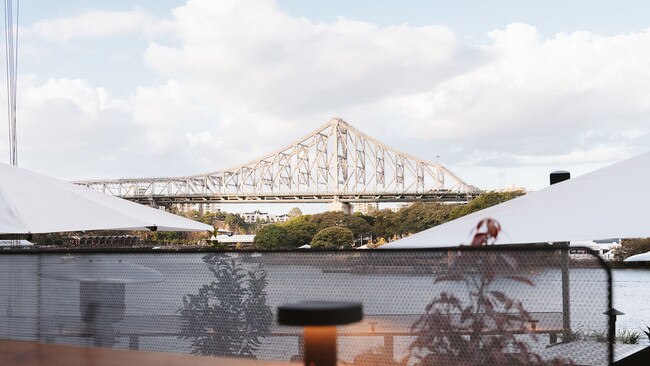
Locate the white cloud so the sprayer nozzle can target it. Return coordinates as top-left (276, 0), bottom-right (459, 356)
top-left (24, 78), bottom-right (129, 117)
top-left (10, 0), bottom-right (650, 191)
top-left (28, 9), bottom-right (166, 42)
top-left (143, 0), bottom-right (475, 117)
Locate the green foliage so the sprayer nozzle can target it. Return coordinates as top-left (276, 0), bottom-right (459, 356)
top-left (448, 191), bottom-right (523, 220)
top-left (616, 330), bottom-right (641, 344)
top-left (31, 233), bottom-right (67, 246)
top-left (196, 211), bottom-right (227, 225)
top-left (253, 224), bottom-right (289, 249)
top-left (311, 211), bottom-right (372, 238)
top-left (614, 238), bottom-right (650, 261)
top-left (311, 226), bottom-right (354, 249)
top-left (149, 231), bottom-right (189, 245)
top-left (354, 212), bottom-right (375, 227)
top-left (287, 207), bottom-right (303, 218)
top-left (372, 209), bottom-right (399, 240)
top-left (206, 240), bottom-right (228, 250)
top-left (590, 330), bottom-right (608, 343)
top-left (225, 213), bottom-right (253, 234)
top-left (398, 202), bottom-right (453, 235)
top-left (178, 254), bottom-right (272, 357)
top-left (561, 329), bottom-right (586, 342)
top-left (282, 218), bottom-right (318, 248)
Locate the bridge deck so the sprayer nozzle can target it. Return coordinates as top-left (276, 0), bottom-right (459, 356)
top-left (126, 191), bottom-right (480, 205)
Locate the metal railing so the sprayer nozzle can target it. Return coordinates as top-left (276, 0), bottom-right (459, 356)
top-left (0, 247), bottom-right (613, 365)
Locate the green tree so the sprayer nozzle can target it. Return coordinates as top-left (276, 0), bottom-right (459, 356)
top-left (448, 191), bottom-right (524, 220)
top-left (253, 224), bottom-right (289, 249)
top-left (311, 227), bottom-right (354, 249)
top-left (398, 202), bottom-right (453, 235)
top-left (288, 207), bottom-right (303, 218)
top-left (614, 238), bottom-right (650, 260)
top-left (282, 218), bottom-right (318, 248)
top-left (372, 209), bottom-right (399, 240)
top-left (311, 211), bottom-right (372, 238)
top-left (225, 213), bottom-right (251, 234)
top-left (179, 254), bottom-right (272, 357)
top-left (354, 212), bottom-right (375, 227)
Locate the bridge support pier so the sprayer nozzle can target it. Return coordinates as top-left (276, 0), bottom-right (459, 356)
top-left (328, 198), bottom-right (352, 214)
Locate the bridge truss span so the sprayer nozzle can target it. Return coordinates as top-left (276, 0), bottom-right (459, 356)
top-left (76, 118), bottom-right (480, 204)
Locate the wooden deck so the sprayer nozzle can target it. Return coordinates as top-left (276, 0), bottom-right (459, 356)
top-left (0, 340), bottom-right (292, 366)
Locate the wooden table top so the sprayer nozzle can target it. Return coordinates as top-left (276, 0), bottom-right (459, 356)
top-left (0, 340), bottom-right (294, 366)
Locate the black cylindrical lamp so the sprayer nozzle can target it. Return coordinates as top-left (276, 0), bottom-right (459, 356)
top-left (278, 301), bottom-right (363, 366)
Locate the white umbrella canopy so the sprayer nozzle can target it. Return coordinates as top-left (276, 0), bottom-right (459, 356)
top-left (623, 251), bottom-right (650, 262)
top-left (0, 163), bottom-right (212, 234)
top-left (383, 152), bottom-right (650, 248)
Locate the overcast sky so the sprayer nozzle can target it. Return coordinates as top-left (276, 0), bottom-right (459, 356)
top-left (2, 0), bottom-right (649, 212)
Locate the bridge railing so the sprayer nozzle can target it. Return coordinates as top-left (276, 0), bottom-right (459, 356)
top-left (0, 247), bottom-right (612, 365)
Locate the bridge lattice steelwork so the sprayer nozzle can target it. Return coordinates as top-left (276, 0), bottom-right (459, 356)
top-left (76, 118), bottom-right (480, 205)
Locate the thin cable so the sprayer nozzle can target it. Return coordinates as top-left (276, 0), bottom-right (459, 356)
top-left (4, 0), bottom-right (18, 166)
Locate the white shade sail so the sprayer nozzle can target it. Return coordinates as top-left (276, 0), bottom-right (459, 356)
top-left (623, 251), bottom-right (650, 262)
top-left (383, 152), bottom-right (650, 248)
top-left (0, 163), bottom-right (212, 234)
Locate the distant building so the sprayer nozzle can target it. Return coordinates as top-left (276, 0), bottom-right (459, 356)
top-left (351, 202), bottom-right (379, 215)
top-left (389, 202), bottom-right (412, 213)
top-left (241, 210), bottom-right (290, 224)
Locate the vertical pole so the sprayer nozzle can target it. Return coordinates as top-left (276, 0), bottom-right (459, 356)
top-left (550, 171), bottom-right (571, 337)
top-left (37, 254), bottom-right (42, 341)
top-left (4, 0), bottom-right (19, 166)
top-left (304, 326), bottom-right (337, 366)
top-left (384, 335), bottom-right (394, 361)
top-left (561, 243), bottom-right (571, 335)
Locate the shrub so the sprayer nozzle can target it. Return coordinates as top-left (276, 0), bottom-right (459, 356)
top-left (409, 218), bottom-right (571, 366)
top-left (617, 330), bottom-right (641, 344)
top-left (178, 254), bottom-right (272, 356)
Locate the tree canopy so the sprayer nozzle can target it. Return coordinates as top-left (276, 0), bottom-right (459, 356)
top-left (398, 202), bottom-right (454, 236)
top-left (253, 225), bottom-right (288, 249)
top-left (288, 207), bottom-right (303, 218)
top-left (311, 227), bottom-right (354, 249)
top-left (449, 191), bottom-right (524, 220)
top-left (310, 211), bottom-right (372, 238)
top-left (372, 209), bottom-right (399, 240)
top-left (282, 217), bottom-right (318, 248)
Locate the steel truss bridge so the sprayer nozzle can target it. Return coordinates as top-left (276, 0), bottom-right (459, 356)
top-left (75, 118), bottom-right (481, 206)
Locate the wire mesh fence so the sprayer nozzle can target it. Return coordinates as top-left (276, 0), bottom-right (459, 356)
top-left (0, 247), bottom-right (612, 365)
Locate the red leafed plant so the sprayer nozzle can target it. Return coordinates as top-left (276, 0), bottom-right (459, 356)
top-left (408, 218), bottom-right (572, 366)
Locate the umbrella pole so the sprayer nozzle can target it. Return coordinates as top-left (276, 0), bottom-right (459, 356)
top-left (550, 171), bottom-right (572, 338)
top-left (561, 243), bottom-right (571, 336)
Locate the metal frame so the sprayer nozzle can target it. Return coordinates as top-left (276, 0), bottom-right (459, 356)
top-left (75, 118), bottom-right (481, 204)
